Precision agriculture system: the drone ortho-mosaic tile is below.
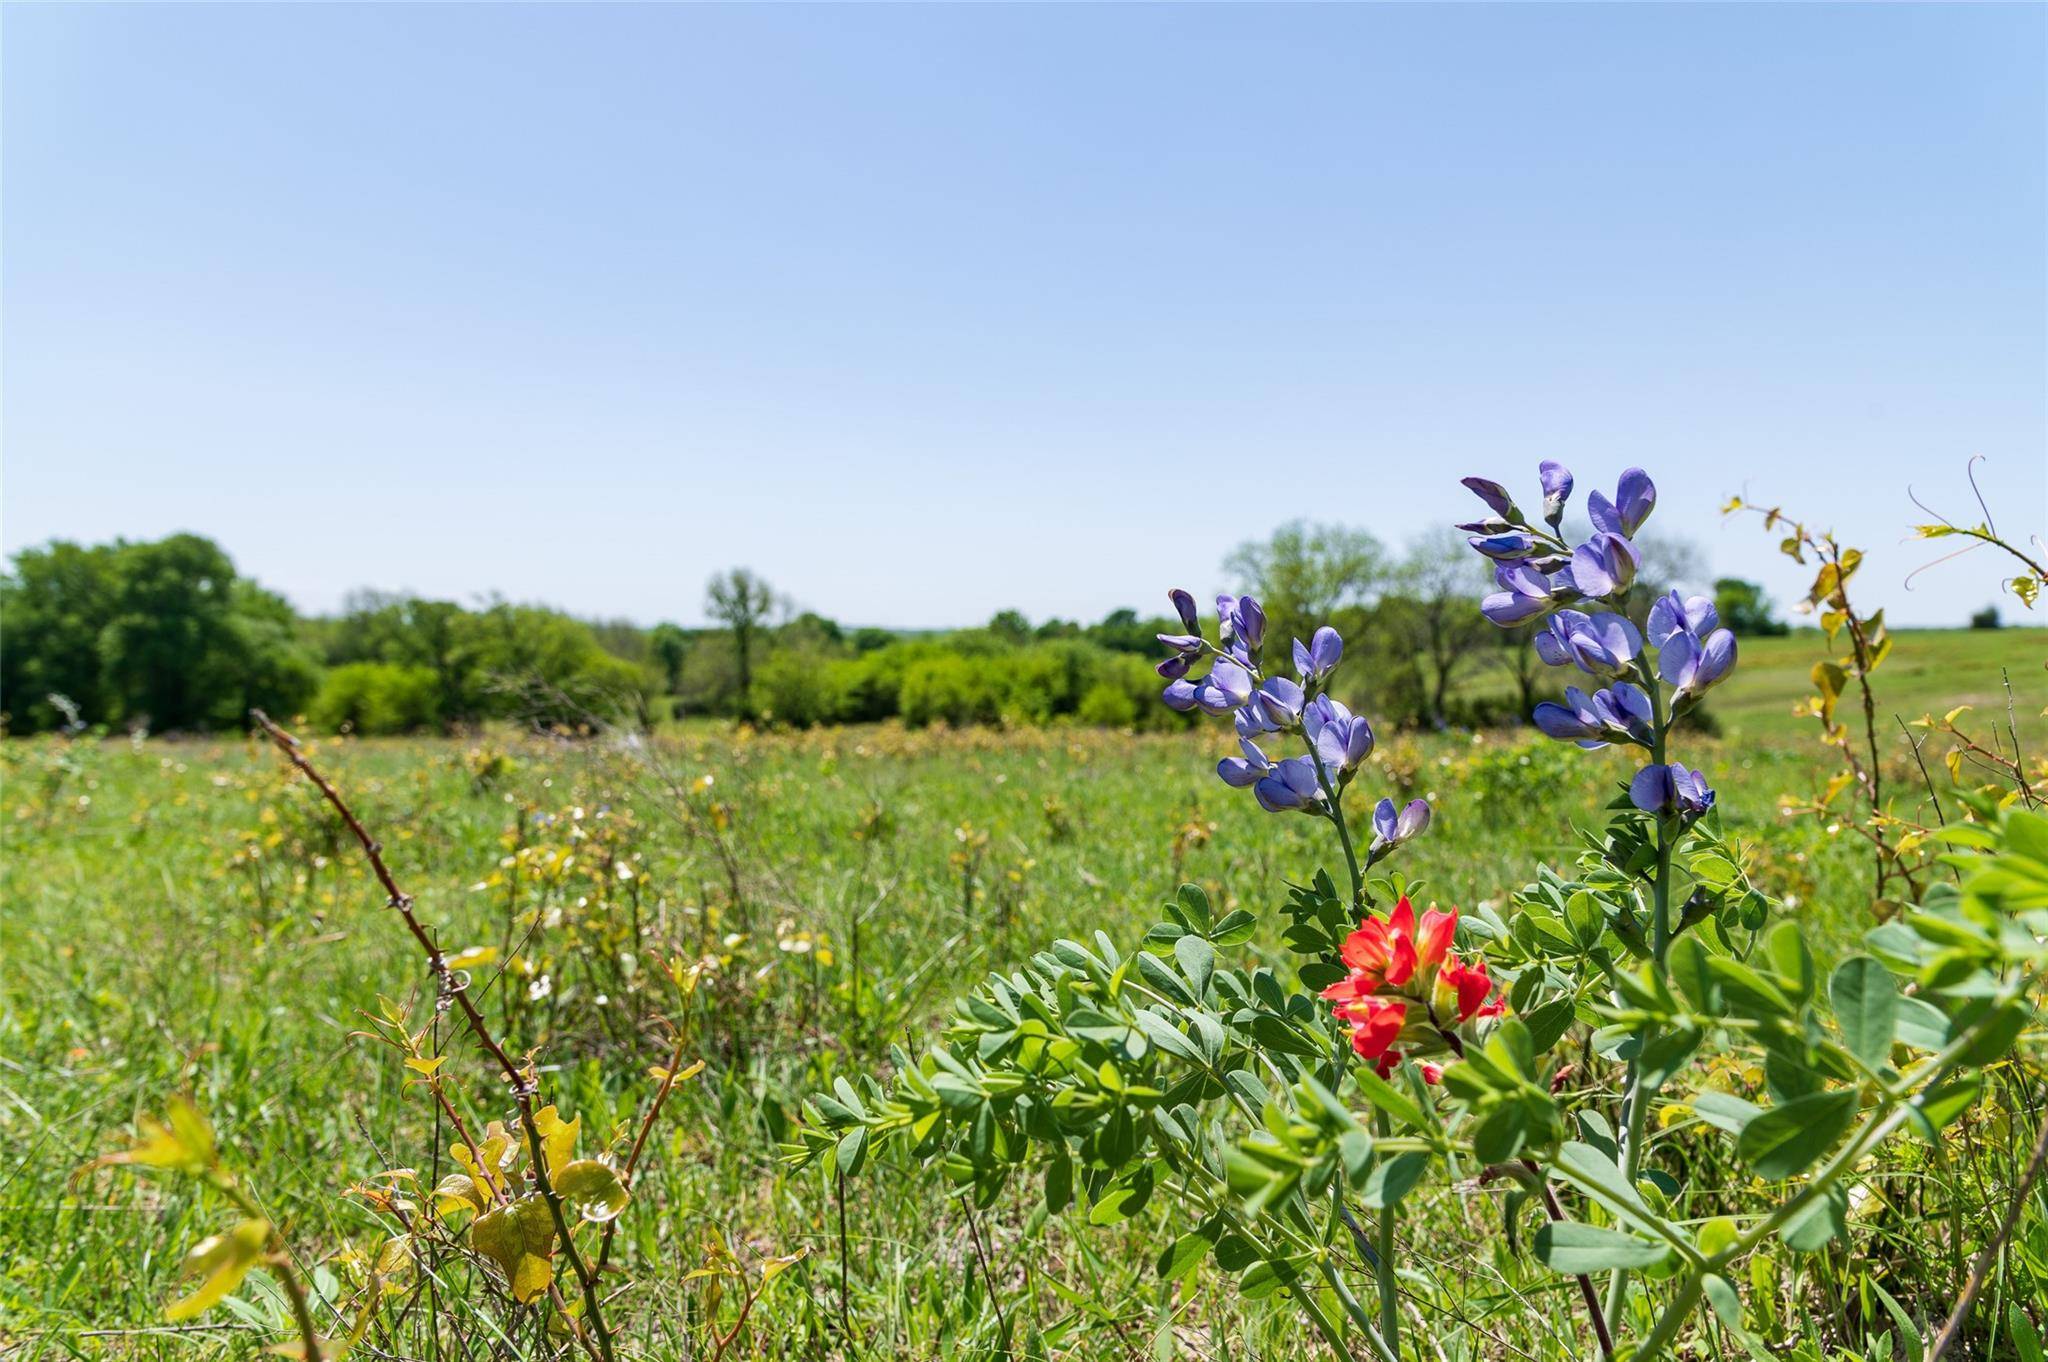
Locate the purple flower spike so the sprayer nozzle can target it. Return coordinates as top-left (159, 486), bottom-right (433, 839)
top-left (1218, 737), bottom-right (1275, 789)
top-left (1630, 762), bottom-right (1714, 818)
top-left (1254, 755), bottom-right (1326, 813)
top-left (1257, 676), bottom-right (1306, 728)
top-left (1587, 468), bottom-right (1657, 539)
top-left (1539, 460), bottom-right (1574, 525)
top-left (1162, 678), bottom-right (1199, 712)
top-left (1568, 533), bottom-right (1641, 600)
top-left (1461, 477), bottom-right (1519, 519)
top-left (1169, 588), bottom-right (1200, 635)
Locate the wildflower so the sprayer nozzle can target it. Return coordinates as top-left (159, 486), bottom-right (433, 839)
top-left (1482, 563), bottom-right (1572, 626)
top-left (1539, 460), bottom-right (1574, 526)
top-left (1303, 695), bottom-right (1374, 775)
top-left (1433, 952), bottom-right (1506, 1025)
top-left (1533, 610), bottom-right (1642, 678)
top-left (1217, 738), bottom-right (1275, 789)
top-left (1648, 590), bottom-right (1738, 703)
top-left (1566, 532), bottom-right (1641, 600)
top-left (1218, 594), bottom-right (1266, 653)
top-left (1255, 676), bottom-right (1306, 729)
top-left (1253, 755), bottom-right (1327, 813)
top-left (1321, 897), bottom-right (1455, 1000)
top-left (1630, 762), bottom-right (1716, 818)
top-left (1162, 678), bottom-right (1200, 712)
top-left (1292, 626), bottom-right (1343, 685)
top-left (1156, 653), bottom-right (1193, 681)
top-left (1532, 683), bottom-right (1653, 748)
top-left (1193, 659), bottom-right (1255, 715)
top-left (1369, 797), bottom-right (1431, 855)
top-left (1339, 995), bottom-right (1407, 1070)
top-left (1168, 587), bottom-right (1200, 634)
top-left (1587, 467), bottom-right (1657, 538)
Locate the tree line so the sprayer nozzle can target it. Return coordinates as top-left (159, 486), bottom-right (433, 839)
top-left (1, 525), bottom-right (1782, 736)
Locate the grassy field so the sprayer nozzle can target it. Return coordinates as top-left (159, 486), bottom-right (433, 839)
top-left (1, 627), bottom-right (2041, 1359)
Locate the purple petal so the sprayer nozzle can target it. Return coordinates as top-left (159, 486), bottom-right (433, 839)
top-left (1695, 629), bottom-right (1737, 689)
top-left (1570, 540), bottom-right (1619, 598)
top-left (1310, 626), bottom-right (1343, 675)
top-left (1629, 764), bottom-right (1674, 814)
top-left (1539, 460), bottom-right (1573, 503)
top-left (1395, 799), bottom-right (1430, 840)
top-left (1483, 591), bottom-right (1548, 626)
top-left (1373, 796), bottom-right (1398, 842)
top-left (1586, 491), bottom-right (1623, 538)
top-left (1218, 758), bottom-right (1263, 788)
top-left (1533, 702), bottom-right (1596, 741)
top-left (1461, 476), bottom-right (1516, 518)
top-left (1156, 655), bottom-right (1190, 680)
top-left (1292, 637), bottom-right (1313, 678)
top-left (1616, 468), bottom-right (1656, 535)
top-left (1169, 588), bottom-right (1200, 634)
top-left (1162, 679), bottom-right (1199, 712)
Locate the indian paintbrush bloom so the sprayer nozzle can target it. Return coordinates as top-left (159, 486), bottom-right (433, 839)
top-left (1629, 761), bottom-right (1716, 818)
top-left (1322, 897), bottom-right (1501, 1076)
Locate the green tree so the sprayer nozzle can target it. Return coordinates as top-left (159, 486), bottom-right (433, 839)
top-left (1713, 577), bottom-right (1790, 637)
top-left (649, 623), bottom-right (691, 695)
top-left (0, 540), bottom-right (117, 731)
top-left (1386, 528), bottom-right (1493, 727)
top-left (1223, 520), bottom-right (1386, 647)
top-left (704, 569), bottom-right (779, 717)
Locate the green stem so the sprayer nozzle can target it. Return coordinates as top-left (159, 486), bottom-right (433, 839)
top-left (1303, 743), bottom-right (1363, 908)
top-left (1605, 672), bottom-right (1674, 1333)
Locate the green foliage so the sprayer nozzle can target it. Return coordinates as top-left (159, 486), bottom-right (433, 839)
top-left (1713, 577), bottom-right (1789, 637)
top-left (311, 662), bottom-right (443, 735)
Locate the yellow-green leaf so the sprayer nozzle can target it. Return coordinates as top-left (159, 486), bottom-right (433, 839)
top-left (166, 1219), bottom-right (269, 1321)
top-left (554, 1160), bottom-right (630, 1223)
top-left (470, 1196), bottom-right (555, 1303)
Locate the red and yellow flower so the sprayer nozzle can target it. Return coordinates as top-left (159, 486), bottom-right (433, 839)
top-left (1320, 897), bottom-right (1504, 1079)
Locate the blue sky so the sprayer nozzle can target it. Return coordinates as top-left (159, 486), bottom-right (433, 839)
top-left (5, 4), bottom-right (2042, 628)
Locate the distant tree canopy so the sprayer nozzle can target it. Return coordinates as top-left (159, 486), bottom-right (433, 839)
top-left (8, 524), bottom-right (1749, 738)
top-left (1713, 577), bottom-right (1790, 637)
top-left (2, 534), bottom-right (319, 733)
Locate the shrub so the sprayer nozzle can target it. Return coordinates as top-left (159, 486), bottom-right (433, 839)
top-left (309, 662), bottom-right (441, 734)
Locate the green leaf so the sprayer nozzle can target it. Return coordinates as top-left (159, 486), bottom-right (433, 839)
top-left (1209, 909), bottom-right (1258, 946)
top-left (554, 1159), bottom-right (630, 1223)
top-left (1130, 1009), bottom-right (1204, 1064)
top-left (1666, 935), bottom-right (1722, 1012)
top-left (1349, 1064), bottom-right (1428, 1130)
top-left (1777, 1184), bottom-right (1846, 1253)
top-left (1522, 995), bottom-right (1578, 1053)
top-left (1532, 1222), bottom-right (1669, 1273)
top-left (1736, 1089), bottom-right (1856, 1180)
top-left (1359, 1151), bottom-right (1428, 1210)
top-left (1703, 1274), bottom-right (1777, 1362)
top-left (1174, 935), bottom-right (1216, 999)
top-left (1828, 957), bottom-right (1897, 1069)
top-left (1157, 1230), bottom-right (1214, 1283)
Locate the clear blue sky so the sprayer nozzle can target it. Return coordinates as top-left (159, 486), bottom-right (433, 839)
top-left (5, 4), bottom-right (2042, 628)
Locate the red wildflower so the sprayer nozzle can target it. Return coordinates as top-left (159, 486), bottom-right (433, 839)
top-left (1434, 951), bottom-right (1506, 1025)
top-left (1321, 897), bottom-right (1457, 1003)
top-left (1339, 996), bottom-right (1406, 1066)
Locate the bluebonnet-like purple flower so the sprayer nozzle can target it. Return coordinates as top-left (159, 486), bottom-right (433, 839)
top-left (1482, 563), bottom-right (1577, 626)
top-left (1292, 626), bottom-right (1343, 685)
top-left (1254, 755), bottom-right (1328, 813)
top-left (1469, 531), bottom-right (1539, 563)
top-left (1304, 695), bottom-right (1375, 776)
top-left (1567, 532), bottom-right (1641, 600)
top-left (1169, 588), bottom-right (1200, 635)
top-left (1369, 797), bottom-right (1431, 854)
top-left (1461, 477), bottom-right (1520, 520)
top-left (1629, 762), bottom-right (1715, 818)
top-left (1193, 658), bottom-right (1255, 715)
top-left (1646, 588), bottom-right (1738, 703)
top-left (1532, 609), bottom-right (1642, 678)
top-left (1532, 683), bottom-right (1652, 749)
top-left (1162, 678), bottom-right (1199, 712)
top-left (1539, 460), bottom-right (1574, 526)
top-left (1218, 738), bottom-right (1276, 788)
top-left (1236, 701), bottom-right (1280, 740)
top-left (1587, 468), bottom-right (1657, 539)
top-left (1219, 595), bottom-right (1266, 653)
top-left (1256, 676), bottom-right (1306, 729)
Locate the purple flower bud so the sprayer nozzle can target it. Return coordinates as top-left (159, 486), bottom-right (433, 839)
top-left (1162, 679), bottom-right (1199, 712)
top-left (1292, 625), bottom-right (1343, 681)
top-left (1169, 588), bottom-right (1200, 634)
top-left (1461, 476), bottom-right (1519, 519)
top-left (1156, 632), bottom-right (1205, 658)
top-left (1470, 532), bottom-right (1537, 562)
top-left (1539, 460), bottom-right (1574, 524)
top-left (1455, 517), bottom-right (1515, 535)
top-left (1235, 596), bottom-right (1266, 650)
top-left (1568, 533), bottom-right (1640, 600)
top-left (1368, 797), bottom-right (1431, 854)
top-left (1253, 756), bottom-right (1326, 813)
top-left (1156, 654), bottom-right (1191, 681)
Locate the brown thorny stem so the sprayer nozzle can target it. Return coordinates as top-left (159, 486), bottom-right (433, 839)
top-left (250, 712), bottom-right (618, 1362)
